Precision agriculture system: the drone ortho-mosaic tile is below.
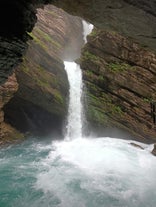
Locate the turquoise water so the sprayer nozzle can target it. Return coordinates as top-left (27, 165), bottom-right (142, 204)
top-left (0, 137), bottom-right (156, 207)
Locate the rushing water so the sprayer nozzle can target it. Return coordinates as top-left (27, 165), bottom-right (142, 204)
top-left (82, 20), bottom-right (94, 43)
top-left (1, 20), bottom-right (156, 207)
top-left (64, 61), bottom-right (83, 140)
top-left (0, 138), bottom-right (156, 207)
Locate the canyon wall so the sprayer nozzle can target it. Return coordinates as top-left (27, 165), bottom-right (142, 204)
top-left (81, 29), bottom-right (156, 143)
top-left (0, 0), bottom-right (156, 84)
top-left (0, 73), bottom-right (24, 144)
top-left (1, 5), bottom-right (84, 142)
top-left (0, 1), bottom-right (155, 143)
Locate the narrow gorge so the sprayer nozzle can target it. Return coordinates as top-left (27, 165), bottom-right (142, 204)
top-left (0, 1), bottom-right (156, 207)
top-left (1, 5), bottom-right (84, 143)
top-left (0, 4), bottom-right (155, 144)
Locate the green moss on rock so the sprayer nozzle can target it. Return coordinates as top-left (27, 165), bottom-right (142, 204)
top-left (34, 28), bottom-right (62, 49)
top-left (82, 51), bottom-right (100, 63)
top-left (107, 62), bottom-right (135, 73)
top-left (0, 123), bottom-right (24, 145)
top-left (85, 88), bottom-right (124, 128)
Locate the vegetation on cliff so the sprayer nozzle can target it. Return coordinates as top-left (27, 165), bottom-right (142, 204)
top-left (81, 28), bottom-right (156, 142)
top-left (3, 5), bottom-right (84, 138)
top-left (0, 3), bottom-right (156, 143)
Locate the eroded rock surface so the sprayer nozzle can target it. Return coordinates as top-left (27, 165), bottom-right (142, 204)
top-left (81, 29), bottom-right (156, 142)
top-left (4, 5), bottom-right (83, 138)
top-left (0, 0), bottom-right (156, 83)
top-left (0, 1), bottom-right (156, 142)
top-left (0, 73), bottom-right (23, 144)
top-left (53, 0), bottom-right (156, 52)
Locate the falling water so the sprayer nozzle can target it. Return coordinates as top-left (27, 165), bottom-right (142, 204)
top-left (64, 20), bottom-right (93, 140)
top-left (64, 61), bottom-right (83, 139)
top-left (82, 20), bottom-right (94, 43)
top-left (0, 20), bottom-right (156, 207)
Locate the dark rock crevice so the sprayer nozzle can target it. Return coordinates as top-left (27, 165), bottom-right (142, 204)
top-left (0, 37), bottom-right (28, 84)
top-left (4, 97), bottom-right (64, 138)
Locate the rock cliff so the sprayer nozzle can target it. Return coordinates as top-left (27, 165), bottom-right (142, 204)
top-left (53, 0), bottom-right (156, 52)
top-left (0, 0), bottom-right (156, 84)
top-left (0, 0), bottom-right (156, 143)
top-left (81, 28), bottom-right (156, 143)
top-left (0, 73), bottom-right (23, 144)
top-left (3, 5), bottom-right (83, 139)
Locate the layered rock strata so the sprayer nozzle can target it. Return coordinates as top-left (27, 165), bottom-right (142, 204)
top-left (0, 0), bottom-right (156, 84)
top-left (0, 73), bottom-right (23, 144)
top-left (4, 5), bottom-right (83, 138)
top-left (53, 0), bottom-right (156, 52)
top-left (0, 1), bottom-right (156, 143)
top-left (81, 29), bottom-right (156, 143)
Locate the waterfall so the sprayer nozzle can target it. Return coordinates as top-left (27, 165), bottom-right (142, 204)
top-left (82, 20), bottom-right (94, 43)
top-left (64, 20), bottom-right (93, 140)
top-left (1, 19), bottom-right (156, 207)
top-left (64, 61), bottom-right (83, 139)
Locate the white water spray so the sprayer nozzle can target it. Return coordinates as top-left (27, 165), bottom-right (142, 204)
top-left (1, 19), bottom-right (156, 207)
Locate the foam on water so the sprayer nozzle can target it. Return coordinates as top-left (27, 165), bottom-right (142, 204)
top-left (35, 137), bottom-right (156, 207)
top-left (0, 19), bottom-right (156, 207)
top-left (0, 137), bottom-right (156, 207)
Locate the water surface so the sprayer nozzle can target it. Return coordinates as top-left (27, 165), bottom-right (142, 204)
top-left (0, 137), bottom-right (156, 207)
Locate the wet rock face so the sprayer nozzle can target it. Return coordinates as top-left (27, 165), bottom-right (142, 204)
top-left (0, 0), bottom-right (156, 85)
top-left (123, 0), bottom-right (156, 16)
top-left (152, 144), bottom-right (156, 156)
top-left (1, 0), bottom-right (156, 40)
top-left (35, 5), bottom-right (84, 61)
top-left (0, 73), bottom-right (23, 144)
top-left (0, 0), bottom-right (52, 38)
top-left (0, 73), bottom-right (18, 111)
top-left (0, 0), bottom-right (37, 84)
top-left (4, 5), bottom-right (83, 138)
top-left (0, 37), bottom-right (27, 84)
top-left (80, 29), bottom-right (156, 143)
top-left (4, 47), bottom-right (68, 137)
top-left (53, 0), bottom-right (156, 52)
top-left (0, 0), bottom-right (43, 84)
top-left (0, 0), bottom-right (156, 141)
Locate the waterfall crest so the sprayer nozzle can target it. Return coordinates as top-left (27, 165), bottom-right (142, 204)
top-left (82, 20), bottom-right (94, 43)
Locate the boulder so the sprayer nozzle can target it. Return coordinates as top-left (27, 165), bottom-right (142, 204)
top-left (152, 143), bottom-right (156, 156)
